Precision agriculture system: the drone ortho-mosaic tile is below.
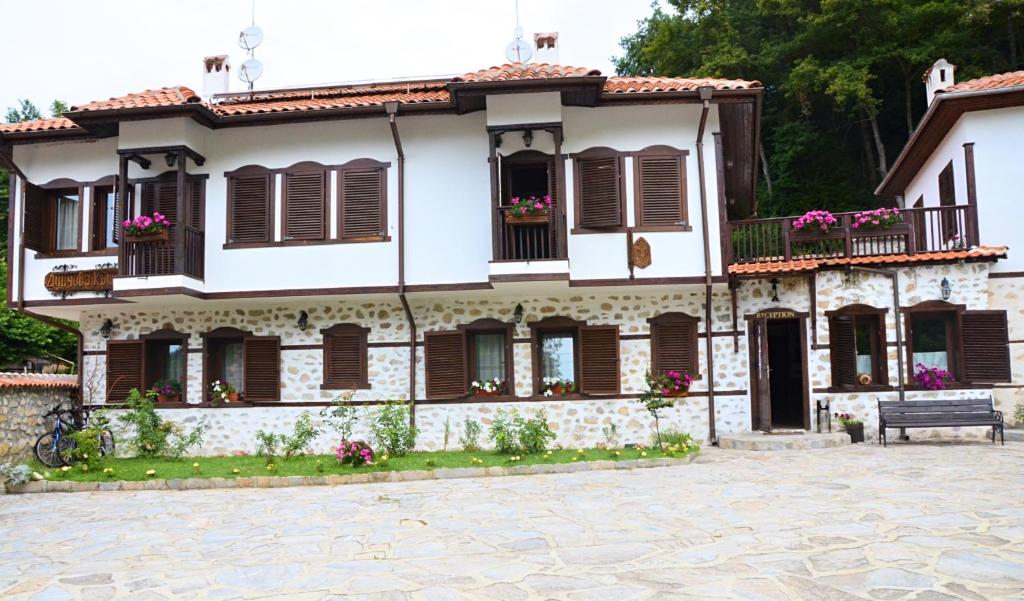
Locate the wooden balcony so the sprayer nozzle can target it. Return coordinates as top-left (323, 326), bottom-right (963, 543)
top-left (727, 204), bottom-right (978, 265)
top-left (495, 206), bottom-right (566, 261)
top-left (120, 225), bottom-right (205, 279)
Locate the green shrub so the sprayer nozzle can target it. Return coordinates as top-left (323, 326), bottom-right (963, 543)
top-left (0, 462), bottom-right (33, 487)
top-left (320, 393), bottom-right (359, 440)
top-left (488, 409), bottom-right (555, 454)
top-left (655, 430), bottom-right (701, 455)
top-left (255, 412), bottom-right (320, 462)
top-left (1015, 403), bottom-right (1024, 427)
top-left (67, 427), bottom-right (105, 470)
top-left (459, 418), bottom-right (482, 452)
top-left (117, 388), bottom-right (206, 459)
top-left (601, 423), bottom-right (619, 448)
top-left (370, 401), bottom-right (416, 456)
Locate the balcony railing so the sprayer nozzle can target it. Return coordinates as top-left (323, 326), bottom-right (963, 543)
top-left (727, 204), bottom-right (978, 264)
top-left (120, 225), bottom-right (205, 279)
top-left (495, 206), bottom-right (566, 261)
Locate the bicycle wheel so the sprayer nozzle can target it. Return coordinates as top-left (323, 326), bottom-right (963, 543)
top-left (99, 430), bottom-right (116, 457)
top-left (34, 432), bottom-right (73, 468)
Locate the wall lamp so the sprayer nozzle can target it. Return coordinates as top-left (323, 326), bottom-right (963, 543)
top-left (514, 303), bottom-right (524, 324)
top-left (164, 152), bottom-right (177, 168)
top-left (940, 277), bottom-right (952, 301)
top-left (522, 130), bottom-right (533, 148)
top-left (297, 310), bottom-right (310, 331)
top-left (99, 319), bottom-right (115, 339)
top-left (769, 278), bottom-right (780, 303)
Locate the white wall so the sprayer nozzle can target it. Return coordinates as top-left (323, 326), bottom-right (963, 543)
top-left (902, 106), bottom-right (1024, 273)
top-left (11, 98), bottom-right (730, 303)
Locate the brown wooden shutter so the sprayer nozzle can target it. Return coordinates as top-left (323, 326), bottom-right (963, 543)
top-left (424, 330), bottom-right (466, 399)
top-left (187, 179), bottom-right (203, 229)
top-left (962, 310), bottom-right (1011, 383)
top-left (243, 336), bottom-right (281, 402)
top-left (106, 340), bottom-right (144, 402)
top-left (650, 315), bottom-right (698, 376)
top-left (828, 315), bottom-right (858, 388)
top-left (113, 179), bottom-right (123, 244)
top-left (637, 155), bottom-right (685, 225)
top-left (322, 324), bottom-right (369, 388)
top-left (576, 156), bottom-right (622, 228)
top-left (227, 173), bottom-right (272, 243)
top-left (340, 168), bottom-right (385, 239)
top-left (22, 182), bottom-right (49, 251)
top-left (579, 325), bottom-right (620, 394)
top-left (284, 171), bottom-right (326, 240)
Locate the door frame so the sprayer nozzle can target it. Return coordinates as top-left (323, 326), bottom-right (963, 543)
top-left (746, 308), bottom-right (811, 431)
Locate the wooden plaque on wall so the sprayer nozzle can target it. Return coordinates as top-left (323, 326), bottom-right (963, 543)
top-left (631, 236), bottom-right (652, 269)
top-left (44, 268), bottom-right (117, 294)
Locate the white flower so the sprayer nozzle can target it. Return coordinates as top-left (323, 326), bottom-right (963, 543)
top-left (543, 390), bottom-right (553, 397)
top-left (471, 381), bottom-right (480, 388)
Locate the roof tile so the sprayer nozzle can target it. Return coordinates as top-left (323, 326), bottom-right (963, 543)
top-left (212, 82), bottom-right (450, 116)
top-left (729, 246), bottom-right (1007, 275)
top-left (0, 117), bottom-right (81, 134)
top-left (604, 76), bottom-right (762, 93)
top-left (942, 71), bottom-right (1024, 93)
top-left (0, 373), bottom-right (78, 389)
top-left (70, 86), bottom-right (200, 112)
top-left (456, 63), bottom-right (602, 82)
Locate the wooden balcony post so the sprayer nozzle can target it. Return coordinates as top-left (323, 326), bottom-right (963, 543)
top-left (553, 127), bottom-right (568, 259)
top-left (843, 214), bottom-right (853, 258)
top-left (488, 131), bottom-right (500, 261)
top-left (782, 218), bottom-right (792, 261)
top-left (117, 155), bottom-right (129, 276)
top-left (905, 210), bottom-right (916, 255)
top-left (174, 150), bottom-right (186, 274)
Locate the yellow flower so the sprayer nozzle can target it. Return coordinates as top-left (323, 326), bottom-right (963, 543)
top-left (145, 469), bottom-right (156, 477)
top-left (232, 468), bottom-right (240, 474)
top-left (640, 451), bottom-right (647, 457)
top-left (192, 462), bottom-right (200, 468)
top-left (576, 449), bottom-right (584, 454)
top-left (60, 466), bottom-right (71, 472)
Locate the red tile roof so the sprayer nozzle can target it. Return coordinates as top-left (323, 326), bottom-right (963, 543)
top-left (0, 117), bottom-right (81, 134)
top-left (942, 70), bottom-right (1024, 93)
top-left (212, 81), bottom-right (450, 116)
top-left (1, 63), bottom-right (762, 136)
top-left (0, 373), bottom-right (78, 389)
top-left (70, 86), bottom-right (201, 112)
top-left (457, 63), bottom-right (602, 82)
top-left (604, 76), bottom-right (762, 93)
top-left (729, 246), bottom-right (1008, 276)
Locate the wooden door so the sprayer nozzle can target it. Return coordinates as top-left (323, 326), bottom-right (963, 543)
top-left (753, 319), bottom-right (772, 432)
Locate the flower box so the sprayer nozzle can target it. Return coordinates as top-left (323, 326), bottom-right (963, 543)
top-left (472, 389), bottom-right (502, 397)
top-left (506, 209), bottom-right (550, 225)
top-left (124, 229), bottom-right (171, 244)
top-left (156, 393), bottom-right (180, 404)
top-left (664, 389), bottom-right (689, 398)
top-left (227, 392), bottom-right (241, 403)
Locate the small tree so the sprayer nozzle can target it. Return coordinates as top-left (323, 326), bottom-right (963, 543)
top-left (637, 372), bottom-right (675, 450)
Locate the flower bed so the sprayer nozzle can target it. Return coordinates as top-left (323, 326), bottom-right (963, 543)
top-left (27, 446), bottom-right (697, 484)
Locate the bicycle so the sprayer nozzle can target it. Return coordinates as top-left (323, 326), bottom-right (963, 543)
top-left (33, 404), bottom-right (115, 468)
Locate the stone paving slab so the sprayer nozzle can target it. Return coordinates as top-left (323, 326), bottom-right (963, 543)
top-left (0, 442), bottom-right (1021, 600)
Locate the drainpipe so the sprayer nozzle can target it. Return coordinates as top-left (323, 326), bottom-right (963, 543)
top-left (386, 101), bottom-right (417, 427)
top-left (848, 266), bottom-right (906, 402)
top-left (5, 159), bottom-right (85, 396)
top-left (695, 85), bottom-right (718, 443)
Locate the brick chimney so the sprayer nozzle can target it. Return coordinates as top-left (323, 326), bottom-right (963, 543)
top-left (534, 32), bottom-right (559, 64)
top-left (924, 58), bottom-right (956, 106)
top-left (203, 55), bottom-right (231, 97)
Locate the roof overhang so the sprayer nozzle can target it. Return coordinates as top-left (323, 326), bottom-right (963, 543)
top-left (448, 76), bottom-right (607, 113)
top-left (877, 86), bottom-right (1024, 198)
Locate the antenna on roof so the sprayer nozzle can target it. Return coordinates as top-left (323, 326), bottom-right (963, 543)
top-left (238, 0), bottom-right (264, 93)
top-left (505, 0), bottom-right (533, 64)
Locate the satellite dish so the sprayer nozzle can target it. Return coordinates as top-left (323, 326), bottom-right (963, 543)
top-left (239, 25), bottom-right (264, 51)
top-left (506, 39), bottom-right (533, 64)
top-left (239, 58), bottom-right (264, 84)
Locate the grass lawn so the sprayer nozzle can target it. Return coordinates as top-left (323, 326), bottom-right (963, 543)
top-left (32, 446), bottom-right (696, 482)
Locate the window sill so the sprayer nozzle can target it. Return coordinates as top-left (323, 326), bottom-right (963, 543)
top-left (224, 236), bottom-right (390, 249)
top-left (823, 385), bottom-right (894, 393)
top-left (904, 383), bottom-right (994, 391)
top-left (571, 227), bottom-right (627, 235)
top-left (320, 383), bottom-right (371, 390)
top-left (632, 224), bottom-right (692, 233)
top-left (34, 248), bottom-right (118, 259)
top-left (569, 225), bottom-right (693, 235)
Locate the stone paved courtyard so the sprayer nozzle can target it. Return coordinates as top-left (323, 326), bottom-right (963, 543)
top-left (1, 442), bottom-right (1022, 600)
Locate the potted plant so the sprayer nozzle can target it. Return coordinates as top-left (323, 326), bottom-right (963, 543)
top-left (151, 379), bottom-right (182, 403)
top-left (506, 195), bottom-right (552, 225)
top-left (835, 412), bottom-right (865, 443)
top-left (123, 213), bottom-right (171, 243)
top-left (541, 377), bottom-right (575, 396)
top-left (469, 378), bottom-right (506, 397)
top-left (638, 372), bottom-right (678, 449)
top-left (914, 364), bottom-right (954, 390)
top-left (791, 210), bottom-right (838, 238)
top-left (656, 370), bottom-right (694, 397)
top-left (210, 380), bottom-right (240, 404)
top-left (851, 207), bottom-right (902, 231)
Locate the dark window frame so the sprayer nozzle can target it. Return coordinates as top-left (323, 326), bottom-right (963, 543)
top-left (633, 145), bottom-right (691, 231)
top-left (224, 165), bottom-right (275, 247)
top-left (29, 178), bottom-right (86, 257)
top-left (201, 326), bottom-right (252, 402)
top-left (648, 311), bottom-right (701, 379)
top-left (528, 316), bottom-right (585, 395)
top-left (825, 304), bottom-right (889, 391)
top-left (89, 180), bottom-right (121, 253)
top-left (337, 159), bottom-right (389, 241)
top-left (458, 318), bottom-right (515, 393)
top-left (281, 161), bottom-right (329, 243)
top-left (937, 160), bottom-right (958, 241)
top-left (140, 328), bottom-right (190, 403)
top-left (321, 323), bottom-right (370, 390)
top-left (903, 300), bottom-right (963, 385)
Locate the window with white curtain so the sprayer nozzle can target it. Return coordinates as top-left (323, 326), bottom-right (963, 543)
top-left (54, 190), bottom-right (79, 251)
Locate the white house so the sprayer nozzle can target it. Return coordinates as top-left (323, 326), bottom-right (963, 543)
top-left (0, 56), bottom-right (1012, 453)
top-left (877, 60), bottom-right (1024, 425)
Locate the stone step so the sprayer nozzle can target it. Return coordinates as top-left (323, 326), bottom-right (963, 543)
top-left (1005, 429), bottom-right (1024, 443)
top-left (718, 431), bottom-right (851, 451)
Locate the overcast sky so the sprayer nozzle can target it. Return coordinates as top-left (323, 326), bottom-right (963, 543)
top-left (1, 0), bottom-right (661, 115)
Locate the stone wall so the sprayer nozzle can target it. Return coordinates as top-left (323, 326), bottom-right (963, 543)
top-left (986, 275), bottom-right (1024, 423)
top-left (0, 375), bottom-right (78, 459)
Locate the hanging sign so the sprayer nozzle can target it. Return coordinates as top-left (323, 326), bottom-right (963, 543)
top-left (44, 268), bottom-right (117, 294)
top-left (755, 309), bottom-right (798, 320)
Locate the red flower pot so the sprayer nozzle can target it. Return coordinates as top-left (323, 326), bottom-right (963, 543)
top-left (156, 394), bottom-right (180, 404)
top-left (664, 389), bottom-right (689, 398)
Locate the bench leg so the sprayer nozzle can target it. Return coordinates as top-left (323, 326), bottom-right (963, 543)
top-left (899, 427), bottom-right (909, 441)
top-left (1000, 426), bottom-right (1004, 446)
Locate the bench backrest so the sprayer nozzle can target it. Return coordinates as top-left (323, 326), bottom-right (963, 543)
top-left (878, 398), bottom-right (995, 417)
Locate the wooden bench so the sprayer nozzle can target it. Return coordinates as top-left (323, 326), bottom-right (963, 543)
top-left (877, 399), bottom-right (1004, 447)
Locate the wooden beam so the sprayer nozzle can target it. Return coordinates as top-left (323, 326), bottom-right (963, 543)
top-left (175, 150), bottom-right (186, 274)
